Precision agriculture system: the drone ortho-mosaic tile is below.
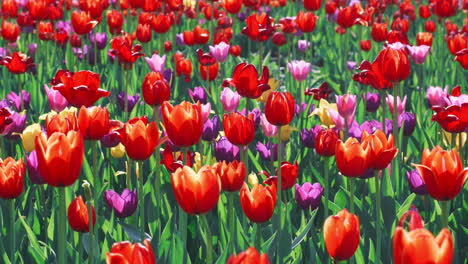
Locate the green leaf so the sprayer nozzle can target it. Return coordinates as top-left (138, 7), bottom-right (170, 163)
top-left (119, 221), bottom-right (151, 242)
top-left (18, 211), bottom-right (47, 261)
top-left (291, 210), bottom-right (317, 249)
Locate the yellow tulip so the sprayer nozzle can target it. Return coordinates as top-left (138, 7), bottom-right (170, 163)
top-left (442, 131), bottom-right (466, 150)
top-left (309, 99), bottom-right (337, 127)
top-left (280, 125), bottom-right (298, 141)
top-left (111, 143), bottom-right (126, 159)
top-left (21, 123), bottom-right (42, 152)
top-left (248, 172), bottom-right (258, 185)
top-left (257, 78), bottom-right (279, 103)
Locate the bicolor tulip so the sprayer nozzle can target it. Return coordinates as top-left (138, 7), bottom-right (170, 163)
top-left (324, 209), bottom-right (360, 261)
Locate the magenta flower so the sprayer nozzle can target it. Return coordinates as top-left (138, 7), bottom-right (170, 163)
top-left (209, 41), bottom-right (230, 62)
top-left (104, 188), bottom-right (138, 218)
top-left (44, 84), bottom-right (68, 112)
top-left (426, 86), bottom-right (448, 107)
top-left (406, 45), bottom-right (431, 64)
top-left (287, 60), bottom-right (311, 81)
top-left (295, 182), bottom-right (323, 210)
top-left (335, 94), bottom-right (356, 119)
top-left (145, 53), bottom-right (166, 73)
top-left (386, 94), bottom-right (407, 115)
top-left (220, 87), bottom-right (240, 113)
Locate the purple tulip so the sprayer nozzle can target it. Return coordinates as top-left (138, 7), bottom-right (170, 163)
top-left (104, 189), bottom-right (138, 218)
top-left (348, 121), bottom-right (362, 140)
top-left (297, 40), bottom-right (311, 52)
top-left (117, 91), bottom-right (140, 112)
top-left (188, 86), bottom-right (208, 104)
top-left (2, 111), bottom-right (26, 139)
top-left (202, 115), bottom-right (220, 141)
top-left (399, 112), bottom-right (416, 136)
top-left (26, 150), bottom-right (45, 185)
top-left (406, 170), bottom-right (427, 195)
top-left (89, 32), bottom-right (108, 50)
top-left (214, 137), bottom-right (240, 162)
top-left (347, 61), bottom-right (357, 71)
top-left (300, 125), bottom-right (322, 148)
top-left (295, 102), bottom-right (309, 117)
top-left (295, 182), bottom-right (323, 210)
top-left (44, 84), bottom-right (68, 112)
top-left (28, 43), bottom-right (38, 56)
top-left (7, 90), bottom-right (30, 111)
top-left (362, 92), bottom-right (380, 112)
top-left (101, 131), bottom-right (120, 148)
top-left (209, 41), bottom-right (230, 62)
top-left (256, 142), bottom-right (278, 161)
top-left (360, 119), bottom-right (393, 137)
top-left (176, 33), bottom-right (185, 46)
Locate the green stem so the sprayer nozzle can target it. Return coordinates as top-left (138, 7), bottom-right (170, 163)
top-left (200, 214), bottom-right (213, 264)
top-left (323, 157), bottom-right (329, 224)
top-left (392, 83), bottom-right (400, 192)
top-left (10, 199), bottom-right (15, 264)
top-left (58, 188), bottom-right (67, 264)
top-left (380, 90), bottom-right (386, 133)
top-left (276, 126), bottom-right (283, 264)
top-left (440, 200), bottom-right (450, 228)
top-left (124, 69), bottom-right (129, 121)
top-left (228, 192), bottom-right (236, 253)
top-left (349, 179), bottom-right (355, 213)
top-left (87, 201), bottom-right (94, 264)
top-left (126, 158), bottom-right (132, 189)
top-left (138, 161), bottom-right (145, 241)
top-left (91, 141), bottom-right (99, 251)
top-left (255, 223), bottom-right (262, 250)
top-left (78, 235), bottom-right (83, 262)
top-left (179, 148), bottom-right (188, 259)
top-left (375, 174), bottom-right (381, 264)
top-left (153, 106), bottom-right (162, 239)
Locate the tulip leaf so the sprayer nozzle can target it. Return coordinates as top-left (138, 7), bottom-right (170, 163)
top-left (119, 221), bottom-right (152, 242)
top-left (291, 209), bottom-right (317, 250)
top-left (18, 211), bottom-right (47, 261)
top-left (396, 193), bottom-right (416, 220)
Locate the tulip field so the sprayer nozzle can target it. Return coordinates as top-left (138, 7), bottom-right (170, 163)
top-left (1, 0), bottom-right (468, 263)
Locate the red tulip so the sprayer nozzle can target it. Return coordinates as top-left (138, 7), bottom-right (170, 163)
top-left (161, 144), bottom-right (193, 173)
top-left (264, 91), bottom-right (295, 126)
top-left (223, 62), bottom-right (270, 99)
top-left (1, 0), bottom-right (18, 18)
top-left (52, 70), bottom-right (110, 107)
top-left (361, 129), bottom-right (398, 170)
top-left (35, 131), bottom-right (84, 187)
top-left (224, 0), bottom-right (242, 14)
top-left (360, 40), bottom-right (372, 51)
top-left (240, 182), bottom-right (277, 223)
top-left (223, 112), bottom-right (256, 146)
top-left (336, 5), bottom-right (362, 29)
top-left (67, 196), bottom-right (96, 232)
top-left (386, 30), bottom-right (409, 45)
top-left (45, 111), bottom-right (79, 135)
top-left (106, 10), bottom-right (123, 35)
top-left (446, 33), bottom-right (467, 56)
top-left (272, 32), bottom-right (287, 46)
top-left (174, 54), bottom-right (193, 82)
top-left (1, 21), bottom-right (20, 42)
top-left (152, 13), bottom-right (171, 33)
top-left (117, 116), bottom-right (159, 161)
top-left (0, 157), bottom-right (25, 199)
top-left (241, 13), bottom-right (276, 42)
top-left (0, 108), bottom-right (12, 134)
top-left (391, 17), bottom-right (409, 33)
top-left (455, 48), bottom-right (468, 70)
top-left (336, 137), bottom-right (369, 177)
top-left (419, 5), bottom-right (431, 19)
top-left (416, 32), bottom-right (433, 47)
top-left (37, 21), bottom-right (55, 41)
top-left (324, 209), bottom-right (360, 261)
top-left (227, 247), bottom-right (270, 264)
top-left (296, 11), bottom-right (318, 33)
top-left (376, 46), bottom-right (410, 83)
top-left (193, 25), bottom-right (209, 45)
top-left (371, 22), bottom-right (388, 42)
top-left (171, 165), bottom-right (221, 214)
top-left (78, 106), bottom-right (110, 140)
top-left (229, 45), bottom-right (242, 57)
top-left (106, 240), bottom-right (155, 264)
top-left (71, 11), bottom-right (98, 35)
top-left (136, 23), bottom-right (152, 43)
top-left (1, 52), bottom-right (34, 74)
top-left (263, 161), bottom-right (299, 190)
top-left (304, 0), bottom-right (321, 11)
top-left (161, 101), bottom-right (203, 147)
top-left (433, 0), bottom-right (458, 18)
top-left (200, 63), bottom-right (219, 81)
top-left (412, 146), bottom-right (468, 201)
top-left (424, 20), bottom-right (436, 32)
top-left (315, 128), bottom-right (339, 157)
top-left (431, 103), bottom-right (468, 133)
top-left (142, 72), bottom-right (170, 106)
top-left (213, 160), bottom-right (246, 192)
top-left (110, 34), bottom-right (144, 68)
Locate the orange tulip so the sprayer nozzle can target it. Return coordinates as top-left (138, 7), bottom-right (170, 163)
top-left (335, 137), bottom-right (369, 177)
top-left (361, 129), bottom-right (398, 170)
top-left (213, 160), bottom-right (246, 192)
top-left (45, 111), bottom-right (79, 135)
top-left (0, 157), bottom-right (25, 199)
top-left (78, 106), bottom-right (110, 140)
top-left (240, 182), bottom-right (277, 223)
top-left (393, 226), bottom-right (453, 264)
top-left (412, 146), bottom-right (468, 200)
top-left (71, 10), bottom-right (97, 35)
top-left (106, 240), bottom-right (155, 264)
top-left (171, 165), bottom-right (221, 215)
top-left (67, 196), bottom-right (96, 233)
top-left (227, 247), bottom-right (270, 264)
top-left (223, 112), bottom-right (256, 146)
top-left (161, 101), bottom-right (203, 147)
top-left (35, 131), bottom-right (84, 187)
top-left (118, 116), bottom-right (159, 161)
top-left (323, 209), bottom-right (360, 261)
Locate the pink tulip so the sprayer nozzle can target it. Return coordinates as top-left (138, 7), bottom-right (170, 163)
top-left (220, 87), bottom-right (241, 113)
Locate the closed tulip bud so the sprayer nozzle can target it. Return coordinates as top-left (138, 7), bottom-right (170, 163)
top-left (21, 123), bottom-right (41, 152)
top-left (399, 112), bottom-right (416, 136)
top-left (227, 247), bottom-right (270, 264)
top-left (223, 112), bottom-right (256, 146)
top-left (0, 157), bottom-right (25, 199)
top-left (171, 165), bottom-right (221, 214)
top-left (362, 92), bottom-right (380, 112)
top-left (118, 116), bottom-right (159, 161)
top-left (213, 160), bottom-right (246, 192)
top-left (78, 106), bottom-right (110, 140)
top-left (111, 143), bottom-right (125, 158)
top-left (296, 11), bottom-right (317, 33)
top-left (209, 41), bottom-right (230, 63)
top-left (240, 182), bottom-right (277, 223)
top-left (371, 23), bottom-right (388, 42)
top-left (142, 72), bottom-right (170, 107)
top-left (220, 87), bottom-right (241, 113)
top-left (104, 188), bottom-right (138, 218)
top-left (360, 40), bottom-right (372, 51)
top-left (106, 240), bottom-right (155, 264)
top-left (315, 129), bottom-right (339, 157)
top-left (265, 91), bottom-right (295, 126)
top-left (324, 209), bottom-right (360, 261)
top-left (287, 60), bottom-right (311, 82)
top-left (412, 146), bottom-right (467, 200)
top-left (295, 182), bottom-right (323, 210)
top-left (67, 196), bottom-right (96, 232)
top-left (162, 101), bottom-right (203, 147)
top-left (424, 20), bottom-right (436, 32)
top-left (336, 137), bottom-right (370, 177)
top-left (44, 84), bottom-right (68, 112)
top-left (361, 130), bottom-right (398, 170)
top-left (335, 94), bottom-right (356, 119)
top-left (35, 131), bottom-right (84, 187)
top-left (375, 46), bottom-right (411, 83)
top-left (406, 170), bottom-right (427, 195)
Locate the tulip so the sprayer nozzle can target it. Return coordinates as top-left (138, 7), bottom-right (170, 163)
top-left (214, 137), bottom-right (240, 162)
top-left (265, 161), bottom-right (299, 190)
top-left (427, 86), bottom-right (448, 107)
top-left (171, 165), bottom-right (221, 214)
top-left (161, 101), bottom-right (203, 147)
top-left (1, 21), bottom-right (20, 42)
top-left (295, 182), bottom-right (323, 210)
top-left (412, 146), bottom-right (467, 201)
top-left (26, 150), bottom-right (44, 185)
top-left (287, 60), bottom-right (311, 82)
top-left (336, 94), bottom-right (356, 119)
top-left (260, 114), bottom-right (278, 138)
top-left (240, 182), bottom-right (277, 223)
top-left (45, 111), bottom-right (79, 135)
top-left (78, 106), bottom-right (109, 140)
top-left (227, 247), bottom-right (270, 264)
top-left (142, 72), bottom-right (171, 107)
top-left (151, 13), bottom-right (171, 33)
top-left (21, 123), bottom-right (41, 152)
top-left (223, 112), bottom-right (256, 146)
top-left (297, 40), bottom-right (311, 52)
top-left (386, 94), bottom-right (407, 115)
top-left (104, 188), bottom-right (138, 218)
top-left (336, 137), bottom-right (369, 177)
top-left (361, 130), bottom-right (398, 170)
top-left (407, 45), bottom-right (431, 64)
top-left (160, 144), bottom-right (193, 173)
top-left (145, 53), bottom-right (166, 73)
top-left (315, 129), bottom-right (339, 157)
top-left (256, 142), bottom-right (278, 161)
top-left (117, 116), bottom-right (159, 161)
top-left (209, 41), bottom-right (230, 63)
top-left (7, 90), bottom-right (30, 111)
top-left (310, 99), bottom-right (337, 127)
top-left (241, 13), bottom-right (275, 42)
top-left (223, 62), bottom-right (270, 99)
top-left (106, 240), bottom-right (155, 264)
top-left (111, 143), bottom-right (125, 158)
top-left (213, 160), bottom-right (246, 192)
top-left (363, 92), bottom-right (380, 112)
top-left (220, 87), bottom-right (241, 113)
top-left (136, 23), bottom-right (152, 43)
top-left (296, 11), bottom-right (317, 33)
top-left (371, 22), bottom-right (388, 42)
top-left (406, 170), bottom-right (427, 195)
top-left (0, 157), bottom-right (25, 199)
top-left (89, 33), bottom-right (107, 50)
top-left (117, 92), bottom-right (140, 113)
top-left (202, 115), bottom-right (221, 141)
top-left (67, 196), bottom-right (96, 232)
top-left (399, 112), bottom-right (416, 136)
top-left (44, 84), bottom-right (68, 112)
top-left (377, 45), bottom-right (411, 83)
top-left (300, 125), bottom-right (322, 148)
top-left (393, 223), bottom-right (453, 264)
top-left (433, 0), bottom-right (458, 18)
top-left (324, 209), bottom-right (360, 261)
top-left (71, 11), bottom-right (97, 35)
top-left (265, 91), bottom-right (295, 126)
top-left (360, 40), bottom-right (372, 51)
top-left (2, 52), bottom-right (34, 74)
top-left (188, 86), bottom-right (208, 104)
top-left (2, 111), bottom-right (26, 140)
top-left (35, 131), bottom-right (84, 187)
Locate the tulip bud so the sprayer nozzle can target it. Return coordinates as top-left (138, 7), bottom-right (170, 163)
top-left (21, 123), bottom-right (41, 152)
top-left (111, 143), bottom-right (125, 158)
